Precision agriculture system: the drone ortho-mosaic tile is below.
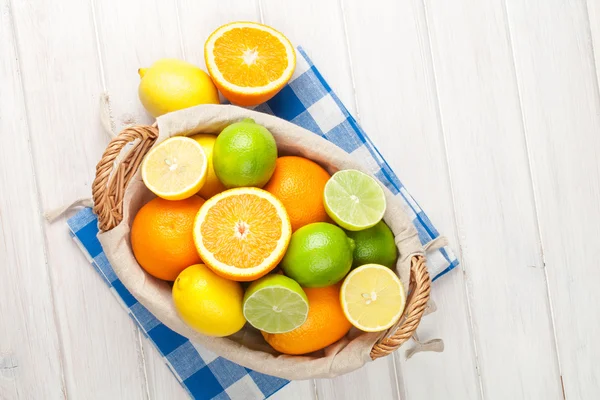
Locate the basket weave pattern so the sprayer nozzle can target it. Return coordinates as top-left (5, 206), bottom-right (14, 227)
top-left (92, 125), bottom-right (431, 360)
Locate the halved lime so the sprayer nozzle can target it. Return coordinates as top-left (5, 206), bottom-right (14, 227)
top-left (323, 169), bottom-right (386, 231)
top-left (242, 274), bottom-right (309, 334)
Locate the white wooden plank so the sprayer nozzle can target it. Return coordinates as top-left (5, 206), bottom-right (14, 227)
top-left (270, 380), bottom-right (315, 400)
top-left (177, 0), bottom-right (258, 68)
top-left (93, 0), bottom-right (182, 132)
top-left (588, 0), bottom-right (600, 90)
top-left (316, 357), bottom-right (400, 400)
top-left (91, 0), bottom-right (189, 396)
top-left (0, 2), bottom-right (64, 399)
top-left (9, 0), bottom-right (150, 397)
top-left (421, 0), bottom-right (564, 398)
top-left (259, 1), bottom-right (400, 399)
top-left (505, 1), bottom-right (600, 398)
top-left (340, 0), bottom-right (481, 398)
top-left (260, 0), bottom-right (357, 114)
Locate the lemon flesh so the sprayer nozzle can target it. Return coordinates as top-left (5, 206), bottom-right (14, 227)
top-left (243, 274), bottom-right (309, 334)
top-left (340, 264), bottom-right (406, 332)
top-left (324, 170), bottom-right (386, 231)
top-left (189, 133), bottom-right (227, 199)
top-left (142, 136), bottom-right (208, 200)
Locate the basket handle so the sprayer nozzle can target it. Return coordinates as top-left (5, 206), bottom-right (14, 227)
top-left (92, 124), bottom-right (159, 232)
top-left (370, 255), bottom-right (431, 359)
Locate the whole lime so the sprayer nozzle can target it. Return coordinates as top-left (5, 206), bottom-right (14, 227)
top-left (213, 118), bottom-right (277, 188)
top-left (281, 222), bottom-right (355, 287)
top-left (345, 221), bottom-right (398, 269)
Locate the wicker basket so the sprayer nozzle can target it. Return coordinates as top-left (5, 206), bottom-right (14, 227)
top-left (91, 107), bottom-right (431, 378)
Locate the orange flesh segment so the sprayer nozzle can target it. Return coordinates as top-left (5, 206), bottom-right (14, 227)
top-left (213, 28), bottom-right (288, 87)
top-left (200, 194), bottom-right (283, 268)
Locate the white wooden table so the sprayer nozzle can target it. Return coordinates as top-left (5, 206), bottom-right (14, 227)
top-left (1, 0), bottom-right (599, 398)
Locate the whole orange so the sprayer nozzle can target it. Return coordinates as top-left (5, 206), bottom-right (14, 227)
top-left (261, 283), bottom-right (352, 355)
top-left (131, 196), bottom-right (204, 281)
top-left (263, 156), bottom-right (331, 231)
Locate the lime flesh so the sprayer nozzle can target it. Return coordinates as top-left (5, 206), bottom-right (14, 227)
top-left (324, 170), bottom-right (386, 231)
top-left (243, 274), bottom-right (308, 334)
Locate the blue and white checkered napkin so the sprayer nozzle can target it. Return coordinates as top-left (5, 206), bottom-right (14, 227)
top-left (67, 47), bottom-right (458, 400)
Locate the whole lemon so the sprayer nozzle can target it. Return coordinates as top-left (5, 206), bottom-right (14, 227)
top-left (189, 133), bottom-right (227, 199)
top-left (213, 118), bottom-right (277, 188)
top-left (138, 59), bottom-right (219, 117)
top-left (173, 264), bottom-right (246, 337)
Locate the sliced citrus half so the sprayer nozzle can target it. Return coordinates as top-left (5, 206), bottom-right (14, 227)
top-left (243, 274), bottom-right (309, 334)
top-left (324, 169), bottom-right (386, 231)
top-left (193, 187), bottom-right (292, 281)
top-left (141, 136), bottom-right (208, 200)
top-left (204, 21), bottom-right (296, 106)
top-left (340, 264), bottom-right (406, 332)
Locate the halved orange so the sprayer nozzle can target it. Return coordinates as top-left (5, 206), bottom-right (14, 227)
top-left (204, 21), bottom-right (296, 106)
top-left (193, 187), bottom-right (292, 281)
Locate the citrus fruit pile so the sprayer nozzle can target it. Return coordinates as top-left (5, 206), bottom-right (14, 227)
top-left (130, 21), bottom-right (407, 355)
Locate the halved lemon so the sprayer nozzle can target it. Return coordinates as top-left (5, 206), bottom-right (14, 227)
top-left (340, 264), bottom-right (406, 332)
top-left (204, 21), bottom-right (296, 106)
top-left (193, 187), bottom-right (292, 281)
top-left (141, 136), bottom-right (208, 200)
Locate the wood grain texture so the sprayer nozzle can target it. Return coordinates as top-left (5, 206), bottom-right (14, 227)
top-left (269, 380), bottom-right (316, 400)
top-left (422, 0), bottom-right (563, 398)
top-left (0, 2), bottom-right (64, 399)
top-left (588, 0), bottom-right (600, 90)
top-left (177, 0), bottom-right (259, 68)
top-left (340, 0), bottom-right (482, 398)
top-left (260, 0), bottom-right (357, 113)
top-left (3, 0), bottom-right (600, 398)
top-left (91, 0), bottom-right (188, 396)
top-left (505, 0), bottom-right (600, 398)
top-left (9, 0), bottom-right (149, 398)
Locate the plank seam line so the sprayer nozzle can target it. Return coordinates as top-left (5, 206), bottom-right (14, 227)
top-left (136, 330), bottom-right (152, 400)
top-left (583, 0), bottom-right (600, 116)
top-left (174, 0), bottom-right (186, 60)
top-left (337, 0), bottom-right (362, 121)
top-left (500, 0), bottom-right (564, 395)
top-left (257, 0), bottom-right (265, 24)
top-left (88, 0), bottom-right (153, 396)
top-left (419, 0), bottom-right (485, 398)
top-left (5, 0), bottom-right (69, 397)
top-left (391, 354), bottom-right (407, 400)
top-left (90, 0), bottom-right (106, 90)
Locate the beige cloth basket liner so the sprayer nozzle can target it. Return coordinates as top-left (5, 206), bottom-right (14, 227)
top-left (96, 104), bottom-right (425, 380)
